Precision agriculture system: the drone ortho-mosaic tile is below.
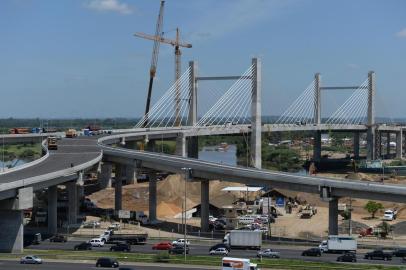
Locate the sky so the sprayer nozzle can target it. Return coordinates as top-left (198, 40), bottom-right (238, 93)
top-left (0, 0), bottom-right (405, 119)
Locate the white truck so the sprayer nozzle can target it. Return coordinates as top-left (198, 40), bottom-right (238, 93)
top-left (319, 235), bottom-right (357, 253)
top-left (222, 257), bottom-right (259, 270)
top-left (224, 230), bottom-right (262, 250)
top-left (383, 209), bottom-right (397, 221)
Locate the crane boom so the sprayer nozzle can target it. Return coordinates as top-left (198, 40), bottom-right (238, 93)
top-left (134, 32), bottom-right (192, 48)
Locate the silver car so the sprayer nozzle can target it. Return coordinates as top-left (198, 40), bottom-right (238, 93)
top-left (20, 255), bottom-right (42, 264)
top-left (257, 249), bottom-right (280, 258)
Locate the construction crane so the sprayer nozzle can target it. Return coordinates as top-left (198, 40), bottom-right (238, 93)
top-left (135, 28), bottom-right (192, 126)
top-left (138, 0), bottom-right (165, 128)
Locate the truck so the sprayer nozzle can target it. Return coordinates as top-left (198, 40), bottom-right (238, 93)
top-left (383, 209), bottom-right (397, 221)
top-left (47, 136), bottom-right (58, 150)
top-left (223, 230), bottom-right (262, 250)
top-left (319, 235), bottom-right (357, 253)
top-left (66, 129), bottom-right (77, 138)
top-left (130, 211), bottom-right (149, 225)
top-left (107, 233), bottom-right (148, 245)
top-left (222, 257), bottom-right (259, 270)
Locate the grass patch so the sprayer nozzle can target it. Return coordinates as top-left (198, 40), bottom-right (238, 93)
top-left (0, 250), bottom-right (403, 270)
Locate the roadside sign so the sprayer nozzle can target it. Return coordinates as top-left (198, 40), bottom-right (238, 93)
top-left (276, 197), bottom-right (285, 207)
top-left (118, 210), bottom-right (131, 219)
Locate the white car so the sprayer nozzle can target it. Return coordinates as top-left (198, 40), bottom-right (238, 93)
top-left (209, 247), bottom-right (229, 255)
top-left (20, 255), bottom-right (42, 264)
top-left (108, 223), bottom-right (121, 231)
top-left (89, 238), bottom-right (104, 247)
top-left (172, 238), bottom-right (190, 246)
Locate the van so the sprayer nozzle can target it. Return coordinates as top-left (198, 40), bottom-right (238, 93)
top-left (89, 238), bottom-right (104, 247)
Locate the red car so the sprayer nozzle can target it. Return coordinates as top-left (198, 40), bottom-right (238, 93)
top-left (152, 242), bottom-right (172, 250)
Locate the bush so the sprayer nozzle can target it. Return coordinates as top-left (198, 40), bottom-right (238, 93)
top-left (153, 251), bottom-right (170, 263)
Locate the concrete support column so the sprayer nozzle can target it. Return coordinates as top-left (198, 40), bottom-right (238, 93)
top-left (200, 180), bottom-right (210, 232)
top-left (328, 197), bottom-right (339, 235)
top-left (187, 61), bottom-right (199, 159)
top-left (125, 165), bottom-right (137, 185)
top-left (367, 71), bottom-right (376, 161)
top-left (387, 132), bottom-right (391, 157)
top-left (148, 172), bottom-right (157, 223)
top-left (175, 134), bottom-right (187, 157)
top-left (314, 73), bottom-right (321, 125)
top-left (114, 164), bottom-right (123, 212)
top-left (67, 181), bottom-right (77, 225)
top-left (100, 163), bottom-right (112, 189)
top-left (313, 131), bottom-right (322, 162)
top-left (250, 58), bottom-right (262, 169)
top-left (353, 132), bottom-right (360, 159)
top-left (47, 186), bottom-right (58, 235)
top-left (396, 130), bottom-right (403, 159)
top-left (0, 209), bottom-right (23, 253)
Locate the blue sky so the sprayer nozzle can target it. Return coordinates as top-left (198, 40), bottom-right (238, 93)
top-left (0, 0), bottom-right (405, 118)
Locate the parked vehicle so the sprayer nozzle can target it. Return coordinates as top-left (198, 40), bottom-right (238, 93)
top-left (20, 255), bottom-right (42, 264)
top-left (82, 220), bottom-right (101, 228)
top-left (152, 242), bottom-right (172, 250)
top-left (96, 257), bottom-right (119, 268)
top-left (383, 209), bottom-right (397, 221)
top-left (169, 245), bottom-right (189, 255)
top-left (49, 234), bottom-right (67, 243)
top-left (221, 257), bottom-right (259, 270)
top-left (392, 248), bottom-right (406, 257)
top-left (210, 247), bottom-right (229, 256)
top-left (257, 248), bottom-right (280, 258)
top-left (108, 233), bottom-right (148, 245)
top-left (318, 236), bottom-right (357, 253)
top-left (223, 230), bottom-right (262, 250)
top-left (238, 216), bottom-right (255, 225)
top-left (172, 238), bottom-right (190, 247)
top-left (89, 238), bottom-right (104, 247)
top-left (108, 223), bottom-right (121, 231)
top-left (302, 248), bottom-right (322, 257)
top-left (210, 243), bottom-right (230, 252)
top-left (110, 243), bottom-right (131, 252)
top-left (364, 249), bottom-right (392, 260)
top-left (74, 242), bottom-right (92, 250)
top-left (337, 252), bottom-right (357, 262)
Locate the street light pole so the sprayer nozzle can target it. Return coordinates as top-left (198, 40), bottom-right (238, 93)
top-left (181, 167), bottom-right (191, 261)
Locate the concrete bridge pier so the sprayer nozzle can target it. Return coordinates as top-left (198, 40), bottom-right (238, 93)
top-left (200, 180), bottom-right (210, 232)
top-left (114, 164), bottom-right (124, 212)
top-left (251, 58), bottom-right (262, 169)
top-left (313, 131), bottom-right (322, 162)
top-left (125, 164), bottom-right (137, 185)
top-left (386, 132), bottom-right (391, 157)
top-left (175, 134), bottom-right (187, 157)
top-left (67, 181), bottom-right (78, 224)
top-left (0, 209), bottom-right (23, 253)
top-left (396, 130), bottom-right (403, 159)
top-left (148, 172), bottom-right (157, 223)
top-left (47, 185), bottom-right (58, 235)
top-left (100, 162), bottom-right (113, 188)
top-left (328, 197), bottom-right (339, 235)
top-left (353, 132), bottom-right (360, 159)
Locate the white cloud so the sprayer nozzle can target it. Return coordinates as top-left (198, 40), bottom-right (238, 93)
top-left (396, 28), bottom-right (406, 38)
top-left (85, 0), bottom-right (133, 15)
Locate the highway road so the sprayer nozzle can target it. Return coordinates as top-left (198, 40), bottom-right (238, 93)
top-left (26, 239), bottom-right (406, 267)
top-left (0, 260), bottom-right (212, 270)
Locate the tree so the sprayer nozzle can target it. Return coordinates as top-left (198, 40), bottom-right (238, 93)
top-left (364, 201), bottom-right (384, 219)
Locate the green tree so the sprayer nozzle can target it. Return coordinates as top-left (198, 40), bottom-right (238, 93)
top-left (364, 201), bottom-right (384, 219)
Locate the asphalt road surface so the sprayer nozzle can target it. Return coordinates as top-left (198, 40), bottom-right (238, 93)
top-left (26, 238), bottom-right (406, 267)
top-left (0, 260), bottom-right (210, 270)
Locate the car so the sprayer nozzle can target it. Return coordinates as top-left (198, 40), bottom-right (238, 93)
top-left (49, 234), bottom-right (67, 243)
top-left (209, 247), bottom-right (229, 256)
top-left (257, 249), bottom-right (280, 258)
top-left (89, 238), bottom-right (105, 247)
top-left (172, 238), bottom-right (190, 246)
top-left (74, 242), bottom-right (92, 250)
top-left (302, 248), bottom-right (322, 257)
top-left (96, 257), bottom-right (119, 268)
top-left (108, 223), bottom-right (121, 231)
top-left (152, 242), bottom-right (172, 250)
top-left (83, 220), bottom-right (101, 228)
top-left (364, 249), bottom-right (392, 260)
top-left (337, 252), bottom-right (357, 262)
top-left (20, 255), bottom-right (42, 264)
top-left (110, 243), bottom-right (131, 252)
top-left (392, 248), bottom-right (406, 257)
top-left (169, 245), bottom-right (190, 255)
top-left (209, 243), bottom-right (230, 252)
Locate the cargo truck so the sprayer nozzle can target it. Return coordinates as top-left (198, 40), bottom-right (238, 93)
top-left (47, 136), bottom-right (58, 150)
top-left (222, 257), bottom-right (259, 270)
top-left (106, 233), bottom-right (148, 245)
top-left (319, 235), bottom-right (357, 253)
top-left (223, 230), bottom-right (262, 250)
top-left (66, 129), bottom-right (77, 138)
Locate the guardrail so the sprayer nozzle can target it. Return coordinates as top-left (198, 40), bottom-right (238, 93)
top-left (0, 139), bottom-right (49, 176)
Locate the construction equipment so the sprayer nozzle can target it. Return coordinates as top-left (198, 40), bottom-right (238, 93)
top-left (135, 1), bottom-right (165, 127)
top-left (135, 10), bottom-right (192, 126)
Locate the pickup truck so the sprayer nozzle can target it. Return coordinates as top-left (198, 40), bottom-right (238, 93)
top-left (383, 209), bottom-right (397, 221)
top-left (364, 249), bottom-right (392, 260)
